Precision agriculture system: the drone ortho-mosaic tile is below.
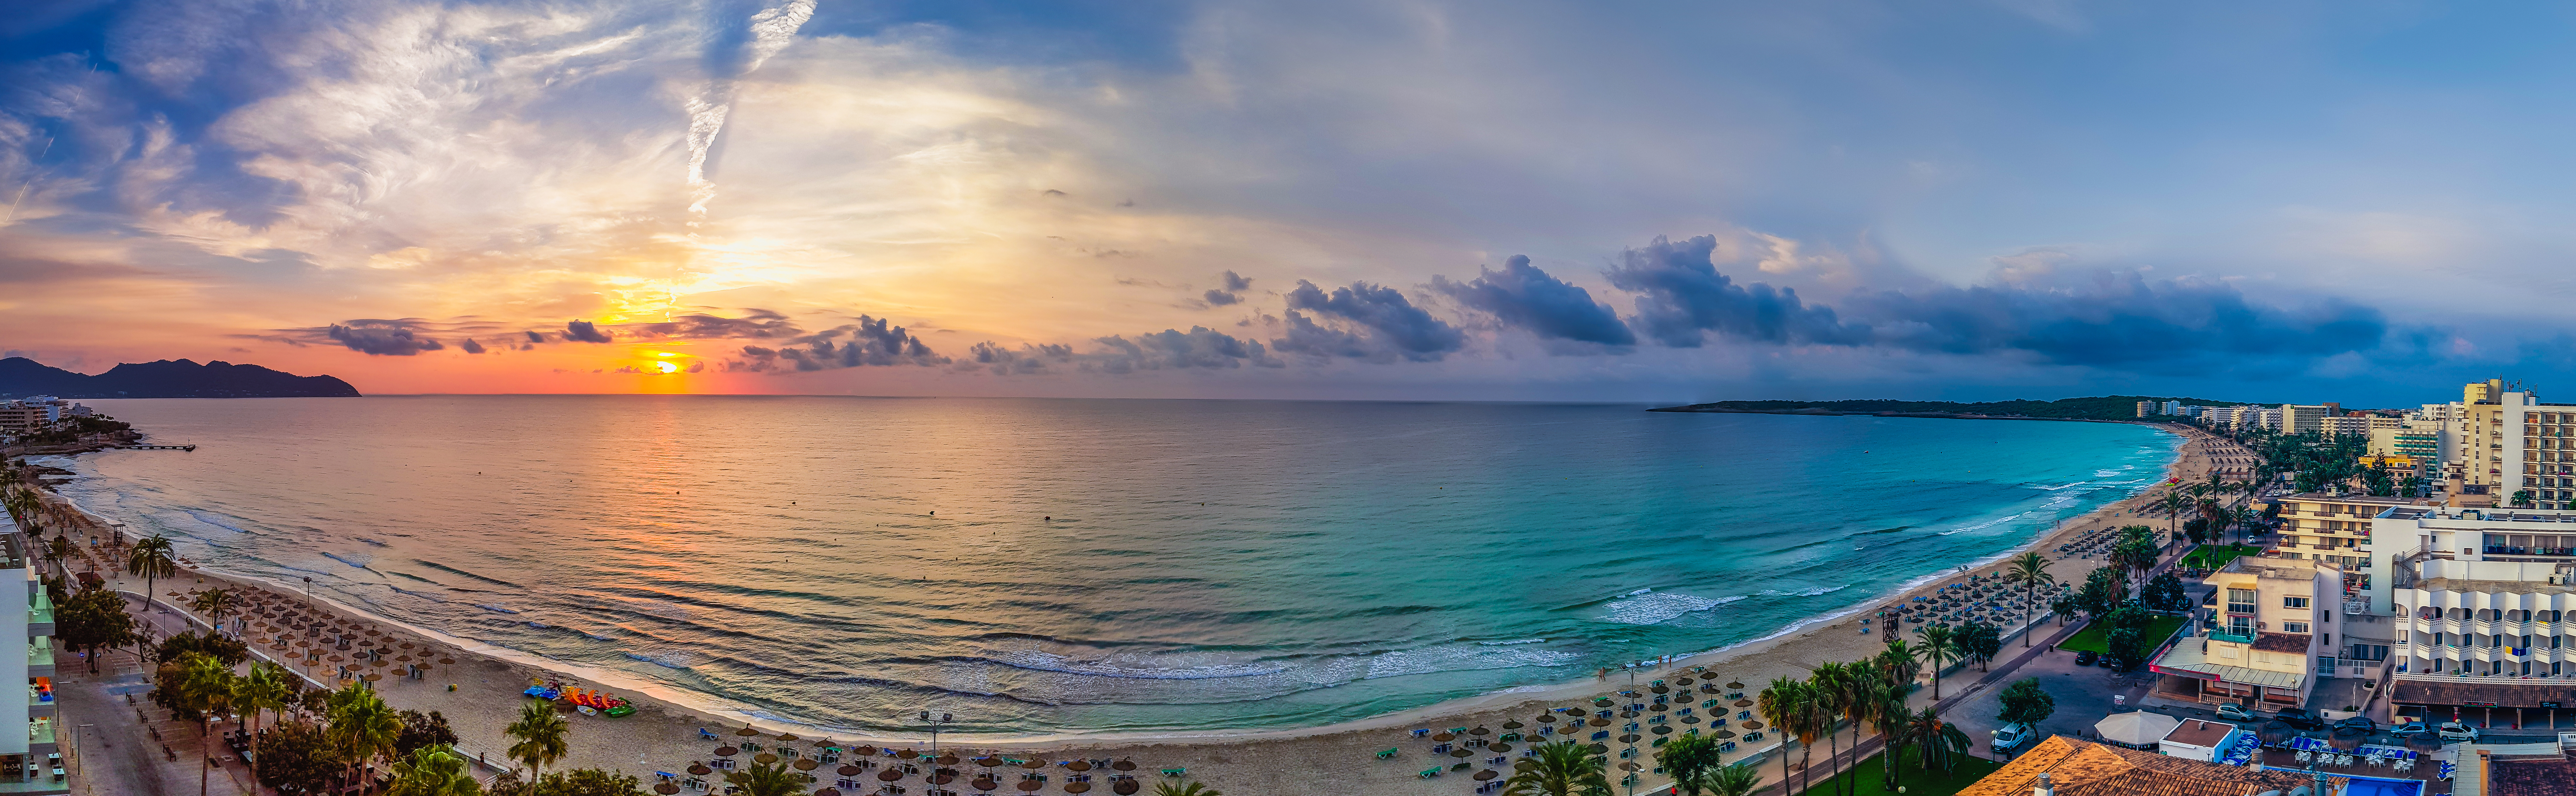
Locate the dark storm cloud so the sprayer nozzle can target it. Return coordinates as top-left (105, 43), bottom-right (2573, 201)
top-left (1604, 235), bottom-right (1868, 348)
top-left (325, 322), bottom-right (443, 356)
top-left (1594, 234), bottom-right (2406, 369)
top-left (1842, 272), bottom-right (2395, 366)
top-left (1276, 280), bottom-right (1464, 361)
top-left (564, 320), bottom-right (613, 343)
top-left (1433, 255), bottom-right (1634, 346)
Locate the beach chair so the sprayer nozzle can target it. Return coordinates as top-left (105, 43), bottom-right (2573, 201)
top-left (699, 728), bottom-right (718, 740)
top-left (1411, 728), bottom-right (1431, 738)
top-left (1161, 768), bottom-right (1186, 777)
top-left (2294, 750), bottom-right (2310, 763)
top-left (1375, 748), bottom-right (1397, 760)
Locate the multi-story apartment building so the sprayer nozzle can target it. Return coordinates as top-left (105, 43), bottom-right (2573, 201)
top-left (0, 508), bottom-right (62, 792)
top-left (2151, 558), bottom-right (2340, 707)
top-left (2137, 401), bottom-right (2157, 418)
top-left (2281, 404), bottom-right (2332, 435)
top-left (2456, 379), bottom-right (2576, 507)
top-left (0, 406), bottom-right (45, 436)
top-left (2204, 406), bottom-right (2241, 427)
top-left (2360, 503), bottom-right (2576, 728)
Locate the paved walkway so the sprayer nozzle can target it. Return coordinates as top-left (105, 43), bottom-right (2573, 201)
top-left (54, 641), bottom-right (254, 796)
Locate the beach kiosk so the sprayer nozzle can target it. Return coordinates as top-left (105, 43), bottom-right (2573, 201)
top-left (2155, 718), bottom-right (2240, 762)
top-left (2093, 710), bottom-right (2181, 751)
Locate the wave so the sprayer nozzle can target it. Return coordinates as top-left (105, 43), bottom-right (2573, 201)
top-left (476, 603), bottom-right (522, 614)
top-left (184, 510), bottom-right (251, 533)
top-left (1599, 589), bottom-right (1745, 625)
top-left (981, 650), bottom-right (1290, 681)
top-left (413, 559), bottom-right (520, 588)
top-left (1757, 585), bottom-right (1849, 598)
top-left (322, 552), bottom-right (372, 568)
top-left (1480, 638), bottom-right (1548, 646)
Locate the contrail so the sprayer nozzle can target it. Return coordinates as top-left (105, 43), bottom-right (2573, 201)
top-left (686, 0), bottom-right (818, 226)
top-left (3, 136), bottom-right (55, 225)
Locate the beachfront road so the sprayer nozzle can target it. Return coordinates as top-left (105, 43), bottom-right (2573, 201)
top-left (52, 592), bottom-right (256, 795)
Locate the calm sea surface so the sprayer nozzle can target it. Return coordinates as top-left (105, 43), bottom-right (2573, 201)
top-left (39, 397), bottom-right (2174, 736)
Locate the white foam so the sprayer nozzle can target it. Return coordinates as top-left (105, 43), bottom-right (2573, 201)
top-left (1599, 590), bottom-right (1742, 625)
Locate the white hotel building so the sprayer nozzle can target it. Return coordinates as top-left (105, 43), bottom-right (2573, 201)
top-left (2362, 503), bottom-right (2576, 729)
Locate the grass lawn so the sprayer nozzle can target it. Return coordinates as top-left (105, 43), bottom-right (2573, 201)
top-left (1799, 747), bottom-right (2005, 796)
top-left (2058, 614), bottom-right (2189, 656)
top-left (2181, 544), bottom-right (2261, 571)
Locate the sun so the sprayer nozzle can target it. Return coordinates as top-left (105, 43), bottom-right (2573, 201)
top-left (652, 361), bottom-right (679, 374)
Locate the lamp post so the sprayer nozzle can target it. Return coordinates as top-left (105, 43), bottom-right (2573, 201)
top-left (919, 711), bottom-right (952, 759)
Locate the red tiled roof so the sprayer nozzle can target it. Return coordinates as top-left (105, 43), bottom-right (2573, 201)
top-left (2390, 679), bottom-right (2576, 709)
top-left (1958, 736), bottom-right (2323, 796)
top-left (2492, 756), bottom-right (2576, 796)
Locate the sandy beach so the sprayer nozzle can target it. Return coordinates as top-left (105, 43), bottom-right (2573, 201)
top-left (30, 421), bottom-right (2243, 796)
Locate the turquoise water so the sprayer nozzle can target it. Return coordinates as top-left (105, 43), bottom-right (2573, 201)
top-left (40, 397), bottom-right (2174, 736)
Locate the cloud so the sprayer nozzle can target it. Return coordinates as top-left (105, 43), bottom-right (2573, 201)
top-left (459, 337), bottom-right (486, 354)
top-left (723, 315), bottom-right (944, 371)
top-left (564, 320), bottom-right (614, 343)
top-left (962, 341), bottom-right (1074, 375)
top-left (325, 322), bottom-right (444, 356)
top-left (1433, 255), bottom-right (1634, 347)
top-left (1093, 327), bottom-right (1282, 373)
top-left (1598, 234), bottom-right (2411, 372)
top-left (524, 331), bottom-right (546, 344)
top-left (620, 310), bottom-right (801, 340)
top-left (1605, 235), bottom-right (1869, 348)
top-left (1201, 270), bottom-right (1254, 306)
top-left (1276, 280), bottom-right (1464, 361)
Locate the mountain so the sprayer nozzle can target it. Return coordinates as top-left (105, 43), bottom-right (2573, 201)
top-left (1650, 395), bottom-right (2258, 421)
top-left (0, 357), bottom-right (362, 398)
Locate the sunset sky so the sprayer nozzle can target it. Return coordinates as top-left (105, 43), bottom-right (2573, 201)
top-left (8, 1), bottom-right (2576, 402)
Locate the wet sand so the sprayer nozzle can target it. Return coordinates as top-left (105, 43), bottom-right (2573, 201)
top-left (44, 422), bottom-right (2242, 796)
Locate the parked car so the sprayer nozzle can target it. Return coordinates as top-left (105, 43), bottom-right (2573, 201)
top-left (2390, 721), bottom-right (2430, 738)
top-left (2073, 650), bottom-right (2099, 666)
top-left (2101, 656), bottom-right (2130, 671)
top-left (2216, 704), bottom-right (2256, 721)
top-left (2438, 722), bottom-right (2481, 742)
top-left (1992, 722), bottom-right (2035, 753)
top-left (2333, 716), bottom-right (2375, 733)
top-left (2275, 708), bottom-right (2327, 731)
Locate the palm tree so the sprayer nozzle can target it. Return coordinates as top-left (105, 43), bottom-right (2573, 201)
top-left (1865, 680), bottom-right (1912, 791)
top-left (325, 684), bottom-right (403, 794)
top-left (128, 535), bottom-right (177, 618)
top-left (1, 486), bottom-right (37, 526)
top-left (1755, 677), bottom-right (1806, 793)
top-left (1502, 740), bottom-right (1611, 796)
top-left (725, 759), bottom-right (807, 796)
top-left (2005, 551), bottom-right (2053, 646)
top-left (189, 587), bottom-right (241, 630)
top-left (503, 699), bottom-right (570, 784)
top-left (386, 744), bottom-right (481, 796)
top-left (1804, 663), bottom-right (1848, 796)
top-left (1701, 762), bottom-right (1762, 796)
top-left (1874, 640), bottom-right (1918, 690)
top-left (1903, 707), bottom-right (1972, 774)
top-left (1913, 625), bottom-right (1960, 699)
top-left (235, 662), bottom-right (294, 785)
top-left (2049, 595), bottom-right (2076, 625)
top-left (180, 655), bottom-right (237, 796)
top-left (1829, 660), bottom-right (1875, 792)
top-left (1150, 782), bottom-right (1223, 796)
top-left (1654, 732), bottom-right (1723, 796)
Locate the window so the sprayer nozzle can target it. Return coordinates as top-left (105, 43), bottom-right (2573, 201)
top-left (2284, 622), bottom-right (2310, 634)
top-left (2284, 597), bottom-right (2310, 608)
top-left (2228, 589), bottom-right (2258, 615)
top-left (2229, 616), bottom-right (2253, 635)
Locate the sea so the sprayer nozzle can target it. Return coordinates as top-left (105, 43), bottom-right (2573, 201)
top-left (34, 397), bottom-right (2176, 737)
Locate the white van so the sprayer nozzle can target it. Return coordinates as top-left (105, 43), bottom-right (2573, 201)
top-left (1992, 722), bottom-right (2035, 753)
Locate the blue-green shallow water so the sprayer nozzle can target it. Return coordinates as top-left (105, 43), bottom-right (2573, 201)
top-left (39, 397), bottom-right (2174, 736)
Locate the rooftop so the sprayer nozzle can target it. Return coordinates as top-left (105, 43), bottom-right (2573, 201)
top-left (2389, 678), bottom-right (2576, 709)
top-left (2160, 719), bottom-right (2236, 749)
top-left (1956, 736), bottom-right (2326, 796)
top-left (2215, 557), bottom-right (2335, 580)
top-left (2251, 632), bottom-right (2311, 653)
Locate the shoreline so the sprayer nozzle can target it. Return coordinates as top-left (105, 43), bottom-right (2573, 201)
top-left (27, 424), bottom-right (2178, 746)
top-left (29, 420), bottom-right (2228, 795)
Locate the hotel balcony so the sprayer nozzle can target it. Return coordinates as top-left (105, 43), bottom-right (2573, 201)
top-left (25, 640), bottom-right (50, 679)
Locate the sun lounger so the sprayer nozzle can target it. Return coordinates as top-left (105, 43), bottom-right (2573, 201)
top-left (1375, 748), bottom-right (1397, 759)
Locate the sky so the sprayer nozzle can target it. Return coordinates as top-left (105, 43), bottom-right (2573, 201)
top-left (6, 0), bottom-right (2576, 404)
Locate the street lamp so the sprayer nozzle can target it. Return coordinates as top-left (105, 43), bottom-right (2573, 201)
top-left (918, 711), bottom-right (953, 758)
